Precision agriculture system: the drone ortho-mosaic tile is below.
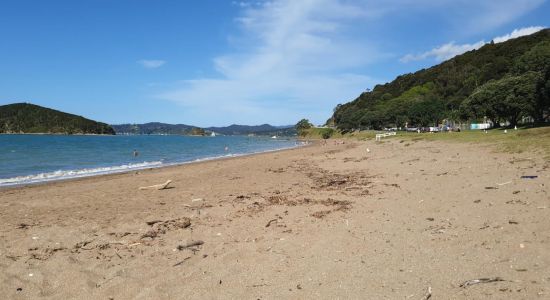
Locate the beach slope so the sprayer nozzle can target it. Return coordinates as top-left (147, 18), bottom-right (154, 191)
top-left (1, 138), bottom-right (549, 299)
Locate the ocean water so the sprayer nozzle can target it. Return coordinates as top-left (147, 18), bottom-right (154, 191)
top-left (0, 135), bottom-right (299, 187)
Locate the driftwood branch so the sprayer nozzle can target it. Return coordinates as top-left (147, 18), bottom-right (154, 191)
top-left (173, 256), bottom-right (191, 266)
top-left (421, 286), bottom-right (432, 300)
top-left (265, 219), bottom-right (278, 228)
top-left (459, 277), bottom-right (505, 288)
top-left (139, 180), bottom-right (172, 190)
top-left (177, 240), bottom-right (204, 250)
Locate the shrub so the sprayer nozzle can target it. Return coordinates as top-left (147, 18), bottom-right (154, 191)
top-left (321, 128), bottom-right (335, 139)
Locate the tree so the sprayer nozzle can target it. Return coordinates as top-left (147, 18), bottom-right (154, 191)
top-left (295, 119), bottom-right (313, 137)
top-left (494, 73), bottom-right (540, 126)
top-left (359, 109), bottom-right (385, 130)
top-left (461, 80), bottom-right (500, 125)
top-left (320, 128), bottom-right (335, 139)
top-left (462, 73), bottom-right (540, 126)
top-left (513, 41), bottom-right (550, 74)
top-left (535, 66), bottom-right (550, 122)
top-left (408, 99), bottom-right (445, 127)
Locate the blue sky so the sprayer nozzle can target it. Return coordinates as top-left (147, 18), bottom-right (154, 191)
top-left (0, 0), bottom-right (548, 126)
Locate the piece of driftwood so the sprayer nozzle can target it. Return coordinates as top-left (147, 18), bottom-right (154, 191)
top-left (146, 220), bottom-right (162, 226)
top-left (497, 181), bottom-right (512, 186)
top-left (173, 257), bottom-right (191, 266)
top-left (421, 286), bottom-right (432, 300)
top-left (265, 219), bottom-right (278, 228)
top-left (139, 180), bottom-right (172, 190)
top-left (459, 277), bottom-right (505, 288)
top-left (177, 240), bottom-right (204, 250)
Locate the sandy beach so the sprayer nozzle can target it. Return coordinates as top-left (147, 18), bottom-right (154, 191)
top-left (1, 138), bottom-right (549, 299)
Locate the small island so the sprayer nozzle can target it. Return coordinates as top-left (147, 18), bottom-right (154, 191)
top-left (0, 103), bottom-right (115, 135)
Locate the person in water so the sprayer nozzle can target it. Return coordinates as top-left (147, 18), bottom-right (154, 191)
top-left (133, 149), bottom-right (139, 157)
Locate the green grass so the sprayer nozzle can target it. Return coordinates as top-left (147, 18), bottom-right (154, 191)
top-left (396, 127), bottom-right (550, 158)
top-left (302, 128), bottom-right (378, 140)
top-left (301, 128), bottom-right (344, 139)
top-left (344, 130), bottom-right (377, 140)
top-left (305, 126), bottom-right (550, 158)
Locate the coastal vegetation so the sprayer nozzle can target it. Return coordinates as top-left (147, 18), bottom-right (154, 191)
top-left (0, 103), bottom-right (115, 135)
top-left (331, 29), bottom-right (550, 131)
top-left (111, 122), bottom-right (202, 135)
top-left (294, 119), bottom-right (336, 139)
top-left (298, 127), bottom-right (344, 140)
top-left (206, 124), bottom-right (295, 136)
top-left (295, 119), bottom-right (313, 137)
top-left (112, 123), bottom-right (296, 136)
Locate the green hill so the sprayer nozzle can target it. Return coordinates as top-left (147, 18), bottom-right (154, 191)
top-left (206, 124), bottom-right (296, 136)
top-left (331, 29), bottom-right (550, 131)
top-left (0, 103), bottom-right (115, 135)
top-left (111, 122), bottom-right (203, 135)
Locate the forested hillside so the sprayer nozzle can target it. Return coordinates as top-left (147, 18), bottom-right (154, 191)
top-left (0, 103), bottom-right (115, 134)
top-left (206, 124), bottom-right (295, 136)
top-left (111, 122), bottom-right (204, 135)
top-left (112, 123), bottom-right (295, 136)
top-left (332, 29), bottom-right (550, 131)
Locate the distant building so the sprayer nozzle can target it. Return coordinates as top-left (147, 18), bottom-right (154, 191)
top-left (470, 123), bottom-right (491, 130)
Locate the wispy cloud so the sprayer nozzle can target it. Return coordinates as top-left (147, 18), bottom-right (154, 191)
top-left (493, 26), bottom-right (546, 43)
top-left (158, 0), bottom-right (379, 125)
top-left (401, 26), bottom-right (546, 63)
top-left (156, 1), bottom-right (546, 125)
top-left (231, 1), bottom-right (259, 8)
top-left (400, 41), bottom-right (486, 63)
top-left (138, 59), bottom-right (166, 69)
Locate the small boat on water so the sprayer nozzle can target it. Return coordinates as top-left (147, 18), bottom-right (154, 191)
top-left (211, 132), bottom-right (216, 137)
top-left (271, 135), bottom-right (277, 139)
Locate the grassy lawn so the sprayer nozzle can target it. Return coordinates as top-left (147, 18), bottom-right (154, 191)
top-left (302, 128), bottom-right (378, 140)
top-left (301, 128), bottom-right (344, 139)
top-left (390, 127), bottom-right (550, 158)
top-left (303, 126), bottom-right (550, 158)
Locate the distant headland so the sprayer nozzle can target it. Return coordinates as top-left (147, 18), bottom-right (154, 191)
top-left (0, 102), bottom-right (296, 136)
top-left (0, 103), bottom-right (115, 135)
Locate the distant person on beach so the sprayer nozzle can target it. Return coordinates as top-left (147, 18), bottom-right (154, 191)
top-left (133, 149), bottom-right (139, 157)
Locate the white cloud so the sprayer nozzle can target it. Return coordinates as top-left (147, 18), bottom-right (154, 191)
top-left (232, 1), bottom-right (251, 8)
top-left (493, 26), bottom-right (545, 43)
top-left (157, 0), bottom-right (380, 125)
top-left (400, 40), bottom-right (486, 63)
top-left (401, 26), bottom-right (546, 63)
top-left (138, 60), bottom-right (166, 69)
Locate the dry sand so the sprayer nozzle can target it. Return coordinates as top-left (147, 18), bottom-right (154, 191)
top-left (1, 138), bottom-right (549, 299)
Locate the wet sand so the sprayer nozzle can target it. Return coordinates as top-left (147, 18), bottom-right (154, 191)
top-left (1, 138), bottom-right (549, 299)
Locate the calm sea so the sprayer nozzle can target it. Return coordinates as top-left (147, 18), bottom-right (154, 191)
top-left (0, 135), bottom-right (299, 187)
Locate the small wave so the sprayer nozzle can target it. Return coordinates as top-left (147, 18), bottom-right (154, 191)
top-left (0, 161), bottom-right (163, 186)
top-left (189, 144), bottom-right (304, 163)
top-left (0, 142), bottom-right (304, 187)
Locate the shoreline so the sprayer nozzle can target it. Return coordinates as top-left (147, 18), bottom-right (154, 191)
top-left (0, 142), bottom-right (311, 190)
